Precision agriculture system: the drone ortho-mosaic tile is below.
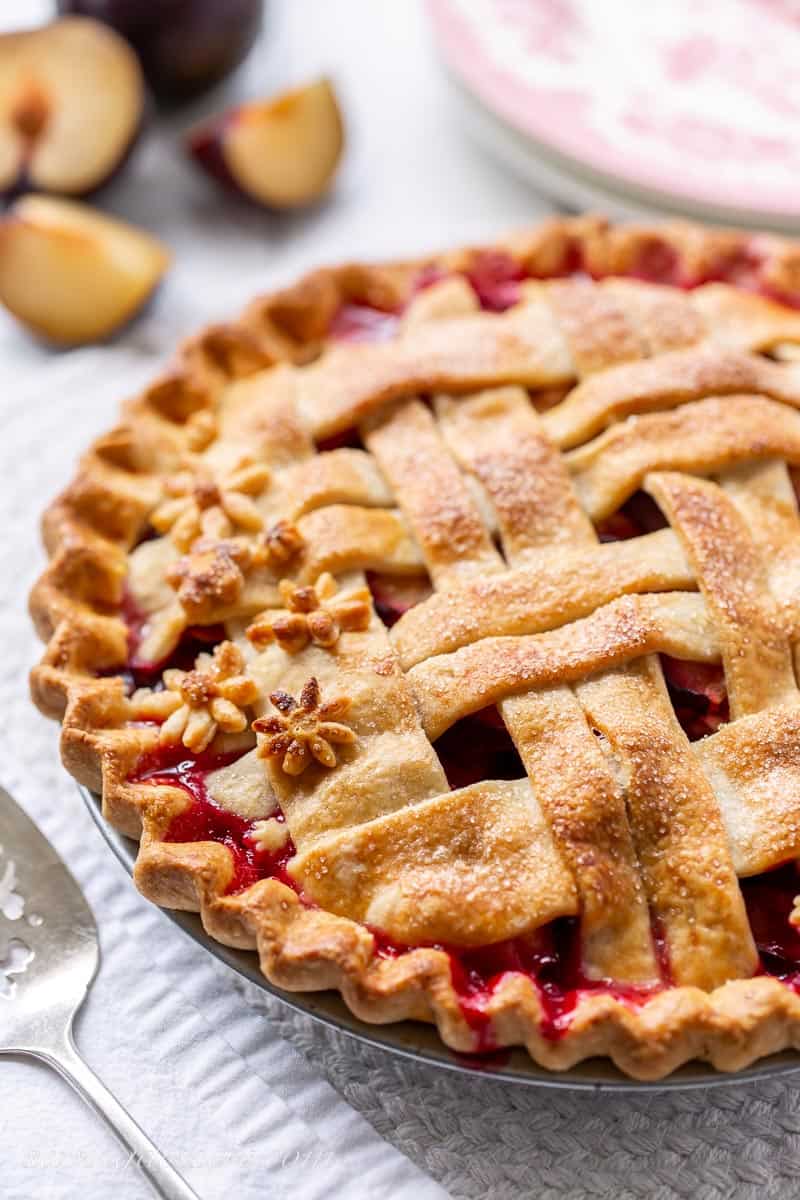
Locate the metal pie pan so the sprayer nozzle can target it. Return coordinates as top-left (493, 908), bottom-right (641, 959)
top-left (80, 785), bottom-right (800, 1091)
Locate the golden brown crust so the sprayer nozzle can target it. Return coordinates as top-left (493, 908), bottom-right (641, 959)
top-left (409, 591), bottom-right (721, 740)
top-left (29, 214), bottom-right (800, 1080)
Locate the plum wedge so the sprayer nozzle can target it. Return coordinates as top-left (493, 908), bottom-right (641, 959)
top-left (188, 78), bottom-right (344, 210)
top-left (0, 194), bottom-right (169, 345)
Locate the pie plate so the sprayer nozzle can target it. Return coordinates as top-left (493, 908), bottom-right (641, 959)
top-left (78, 784), bottom-right (800, 1092)
top-left (428, 0), bottom-right (800, 231)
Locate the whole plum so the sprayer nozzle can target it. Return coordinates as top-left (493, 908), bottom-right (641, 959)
top-left (56, 0), bottom-right (263, 101)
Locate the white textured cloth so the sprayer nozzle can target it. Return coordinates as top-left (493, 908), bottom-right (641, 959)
top-left (4, 3), bottom-right (800, 1199)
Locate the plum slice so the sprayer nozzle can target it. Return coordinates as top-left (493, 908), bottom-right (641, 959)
top-left (0, 17), bottom-right (144, 199)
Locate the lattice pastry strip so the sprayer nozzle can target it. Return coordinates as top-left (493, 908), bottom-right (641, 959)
top-left (381, 380), bottom-right (755, 986)
top-left (435, 386), bottom-right (595, 558)
top-left (409, 592), bottom-right (719, 738)
top-left (645, 471), bottom-right (798, 718)
top-left (289, 279), bottom-right (800, 441)
top-left (544, 278), bottom-right (648, 374)
top-left (363, 399), bottom-right (504, 587)
top-left (400, 274), bottom-right (480, 329)
top-left (247, 602), bottom-right (446, 839)
top-left (668, 461), bottom-right (800, 879)
top-left (500, 683), bottom-right (659, 985)
top-left (575, 662), bottom-right (757, 990)
top-left (293, 776), bottom-right (578, 947)
top-left (390, 529), bottom-right (694, 668)
top-left (599, 278), bottom-right (707, 355)
top-left (543, 346), bottom-right (800, 450)
top-left (295, 289), bottom-right (575, 438)
top-left (567, 394), bottom-right (800, 522)
top-left (365, 388), bottom-right (661, 979)
top-left (720, 461), bottom-right (800, 648)
top-left (694, 705), bottom-right (800, 876)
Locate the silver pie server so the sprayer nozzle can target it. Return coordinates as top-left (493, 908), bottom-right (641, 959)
top-left (0, 785), bottom-right (200, 1200)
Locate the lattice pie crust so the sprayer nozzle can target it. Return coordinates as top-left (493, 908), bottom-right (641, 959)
top-left (30, 215), bottom-right (800, 1079)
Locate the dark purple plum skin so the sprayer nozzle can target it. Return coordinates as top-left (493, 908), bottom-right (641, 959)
top-left (56, 0), bottom-right (263, 101)
top-left (186, 115), bottom-right (239, 193)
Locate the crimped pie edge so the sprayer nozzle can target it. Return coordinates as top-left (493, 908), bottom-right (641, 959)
top-left (29, 213), bottom-right (800, 1081)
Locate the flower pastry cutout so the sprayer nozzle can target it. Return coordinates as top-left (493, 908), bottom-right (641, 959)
top-left (246, 573), bottom-right (372, 653)
top-left (184, 410), bottom-right (218, 452)
top-left (247, 817), bottom-right (291, 854)
top-left (164, 523), bottom-right (306, 623)
top-left (257, 518), bottom-right (305, 568)
top-left (253, 677), bottom-right (355, 776)
top-left (130, 640), bottom-right (259, 752)
top-left (165, 537), bottom-right (253, 622)
top-left (151, 455), bottom-right (271, 551)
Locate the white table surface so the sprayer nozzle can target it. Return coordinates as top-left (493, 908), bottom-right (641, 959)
top-left (5, 4), bottom-right (800, 1200)
top-left (0, 0), bottom-right (549, 377)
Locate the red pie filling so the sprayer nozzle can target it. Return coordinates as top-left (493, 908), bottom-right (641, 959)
top-left (373, 919), bottom-right (670, 1050)
top-left (133, 746), bottom-right (295, 896)
top-left (741, 868), bottom-right (800, 987)
top-left (108, 588), bottom-right (228, 693)
top-left (595, 490), bottom-right (668, 542)
top-left (131, 739), bottom-right (800, 1050)
top-left (327, 239), bottom-right (800, 345)
top-left (328, 249), bottom-right (532, 344)
top-left (463, 250), bottom-right (527, 312)
top-left (365, 571), bottom-right (433, 627)
top-left (660, 657), bottom-right (729, 739)
top-left (327, 304), bottom-right (401, 344)
top-left (119, 242), bottom-right (800, 1048)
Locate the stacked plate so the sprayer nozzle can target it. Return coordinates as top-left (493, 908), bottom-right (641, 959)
top-left (428, 0), bottom-right (800, 231)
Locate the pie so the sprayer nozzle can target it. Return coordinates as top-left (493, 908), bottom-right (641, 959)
top-left (30, 214), bottom-right (800, 1080)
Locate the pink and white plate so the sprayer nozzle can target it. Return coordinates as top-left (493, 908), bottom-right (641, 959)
top-left (428, 0), bottom-right (800, 230)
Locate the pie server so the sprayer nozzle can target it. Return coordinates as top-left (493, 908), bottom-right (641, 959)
top-left (0, 785), bottom-right (200, 1200)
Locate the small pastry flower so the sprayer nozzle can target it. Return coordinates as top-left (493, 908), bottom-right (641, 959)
top-left (165, 537), bottom-right (253, 622)
top-left (247, 817), bottom-right (291, 854)
top-left (246, 573), bottom-right (372, 654)
top-left (256, 518), bottom-right (305, 568)
top-left (253, 676), bottom-right (355, 776)
top-left (151, 455), bottom-right (271, 551)
top-left (130, 640), bottom-right (259, 752)
top-left (184, 410), bottom-right (218, 452)
top-left (164, 522), bottom-right (306, 623)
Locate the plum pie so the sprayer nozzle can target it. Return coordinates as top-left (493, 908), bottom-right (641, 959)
top-left (31, 215), bottom-right (800, 1079)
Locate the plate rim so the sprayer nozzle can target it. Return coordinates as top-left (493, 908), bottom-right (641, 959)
top-left (78, 784), bottom-right (800, 1093)
top-left (441, 67), bottom-right (800, 231)
top-left (428, 0), bottom-right (800, 231)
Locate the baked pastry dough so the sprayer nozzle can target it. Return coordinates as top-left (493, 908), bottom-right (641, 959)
top-left (31, 216), bottom-right (800, 1078)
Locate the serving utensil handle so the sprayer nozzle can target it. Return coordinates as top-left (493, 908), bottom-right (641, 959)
top-left (35, 1030), bottom-right (201, 1200)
